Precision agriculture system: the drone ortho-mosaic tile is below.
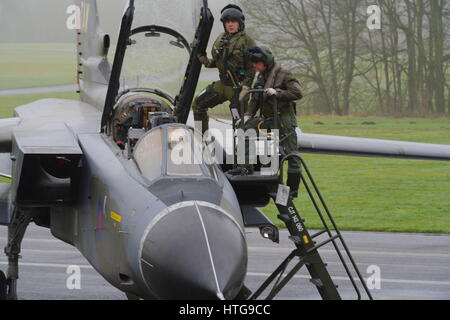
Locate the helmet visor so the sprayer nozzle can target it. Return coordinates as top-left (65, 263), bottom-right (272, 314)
top-left (248, 47), bottom-right (267, 63)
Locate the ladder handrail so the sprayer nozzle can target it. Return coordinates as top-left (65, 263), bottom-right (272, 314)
top-left (280, 154), bottom-right (374, 300)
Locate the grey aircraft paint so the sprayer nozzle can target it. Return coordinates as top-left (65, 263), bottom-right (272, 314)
top-left (0, 0), bottom-right (449, 301)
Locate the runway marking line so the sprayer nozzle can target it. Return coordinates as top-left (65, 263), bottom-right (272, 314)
top-left (2, 237), bottom-right (448, 259)
top-left (1, 261), bottom-right (450, 287)
top-left (247, 272), bottom-right (450, 287)
top-left (248, 246), bottom-right (450, 258)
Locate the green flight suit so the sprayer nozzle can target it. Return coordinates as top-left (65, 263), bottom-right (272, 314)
top-left (192, 31), bottom-right (256, 133)
top-left (244, 62), bottom-right (303, 194)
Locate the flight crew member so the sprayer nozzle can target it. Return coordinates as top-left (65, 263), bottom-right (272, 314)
top-left (232, 46), bottom-right (304, 198)
top-left (193, 4), bottom-right (256, 134)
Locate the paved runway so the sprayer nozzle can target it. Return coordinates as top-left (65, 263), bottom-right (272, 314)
top-left (0, 224), bottom-right (449, 300)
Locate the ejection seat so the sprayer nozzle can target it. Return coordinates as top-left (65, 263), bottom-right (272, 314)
top-left (112, 93), bottom-right (174, 149)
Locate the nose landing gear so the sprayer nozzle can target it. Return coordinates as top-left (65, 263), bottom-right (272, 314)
top-left (0, 270), bottom-right (7, 300)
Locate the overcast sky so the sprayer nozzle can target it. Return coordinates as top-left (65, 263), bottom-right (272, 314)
top-left (0, 0), bottom-right (236, 43)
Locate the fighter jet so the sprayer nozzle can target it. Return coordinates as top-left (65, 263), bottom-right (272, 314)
top-left (0, 0), bottom-right (449, 301)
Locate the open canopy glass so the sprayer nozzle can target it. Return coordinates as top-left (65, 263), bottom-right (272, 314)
top-left (119, 0), bottom-right (203, 98)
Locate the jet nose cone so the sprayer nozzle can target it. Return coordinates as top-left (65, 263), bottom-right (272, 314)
top-left (139, 201), bottom-right (247, 300)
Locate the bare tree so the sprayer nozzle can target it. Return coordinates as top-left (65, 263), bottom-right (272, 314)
top-left (430, 0), bottom-right (446, 113)
top-left (242, 0), bottom-right (449, 115)
top-left (242, 0), bottom-right (365, 115)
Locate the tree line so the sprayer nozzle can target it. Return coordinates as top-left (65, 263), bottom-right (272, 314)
top-left (240, 0), bottom-right (450, 116)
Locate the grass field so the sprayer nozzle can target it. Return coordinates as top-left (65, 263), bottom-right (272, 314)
top-left (0, 43), bottom-right (77, 90)
top-left (261, 116), bottom-right (450, 233)
top-left (0, 43), bottom-right (449, 234)
top-left (0, 92), bottom-right (79, 118)
top-left (194, 83), bottom-right (450, 233)
top-left (0, 43), bottom-right (187, 91)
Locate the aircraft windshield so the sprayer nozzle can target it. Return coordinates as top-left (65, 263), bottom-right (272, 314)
top-left (134, 127), bottom-right (163, 182)
top-left (120, 0), bottom-right (202, 98)
top-left (134, 125), bottom-right (213, 182)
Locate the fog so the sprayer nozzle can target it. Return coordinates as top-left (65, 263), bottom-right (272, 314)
top-left (0, 0), bottom-right (237, 43)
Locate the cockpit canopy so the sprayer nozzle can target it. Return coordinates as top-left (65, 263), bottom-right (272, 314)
top-left (120, 0), bottom-right (201, 98)
top-left (133, 124), bottom-right (217, 183)
top-left (102, 0), bottom-right (213, 130)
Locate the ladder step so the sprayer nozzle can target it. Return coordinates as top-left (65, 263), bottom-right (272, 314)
top-left (311, 229), bottom-right (328, 239)
top-left (306, 235), bottom-right (341, 254)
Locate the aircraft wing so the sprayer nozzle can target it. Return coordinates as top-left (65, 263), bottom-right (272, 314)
top-left (0, 98), bottom-right (100, 153)
top-left (0, 153), bottom-right (12, 179)
top-left (207, 118), bottom-right (450, 162)
top-left (0, 153), bottom-right (11, 225)
top-left (0, 118), bottom-right (21, 153)
top-left (1, 98), bottom-right (101, 209)
top-left (297, 133), bottom-right (450, 161)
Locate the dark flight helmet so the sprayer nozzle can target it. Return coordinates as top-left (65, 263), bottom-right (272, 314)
top-left (220, 4), bottom-right (245, 31)
top-left (248, 46), bottom-right (275, 67)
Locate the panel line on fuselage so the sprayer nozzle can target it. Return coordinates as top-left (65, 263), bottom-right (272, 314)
top-left (194, 201), bottom-right (224, 300)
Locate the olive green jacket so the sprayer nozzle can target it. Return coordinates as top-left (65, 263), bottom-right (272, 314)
top-left (203, 31), bottom-right (256, 88)
top-left (247, 62), bottom-right (303, 118)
